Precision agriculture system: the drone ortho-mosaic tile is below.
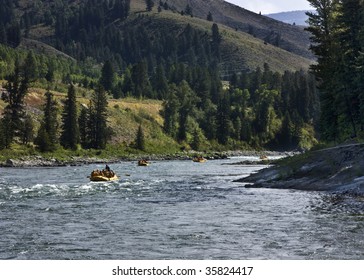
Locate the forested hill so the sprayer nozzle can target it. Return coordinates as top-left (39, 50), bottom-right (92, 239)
top-left (0, 0), bottom-right (313, 74)
top-left (148, 0), bottom-right (314, 60)
top-left (0, 0), bottom-right (320, 156)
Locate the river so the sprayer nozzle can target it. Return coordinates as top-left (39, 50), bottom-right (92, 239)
top-left (0, 157), bottom-right (363, 260)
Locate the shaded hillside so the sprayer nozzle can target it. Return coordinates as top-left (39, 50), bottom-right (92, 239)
top-left (4, 0), bottom-right (313, 75)
top-left (266, 10), bottom-right (313, 26)
top-left (143, 0), bottom-right (314, 60)
top-left (122, 11), bottom-right (312, 75)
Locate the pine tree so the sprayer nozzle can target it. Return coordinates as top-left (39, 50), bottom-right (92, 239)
top-left (23, 51), bottom-right (38, 82)
top-left (21, 114), bottom-right (34, 145)
top-left (145, 0), bottom-right (154, 12)
top-left (211, 23), bottom-right (221, 60)
top-left (306, 0), bottom-right (340, 141)
top-left (89, 84), bottom-right (109, 149)
top-left (35, 91), bottom-right (59, 152)
top-left (177, 81), bottom-right (195, 142)
top-left (61, 84), bottom-right (80, 150)
top-left (1, 59), bottom-right (29, 144)
top-left (135, 125), bottom-right (145, 151)
top-left (162, 88), bottom-right (179, 138)
top-left (335, 0), bottom-right (364, 137)
top-left (216, 93), bottom-right (231, 144)
top-left (191, 128), bottom-right (202, 150)
top-left (100, 60), bottom-right (115, 92)
top-left (78, 105), bottom-right (89, 148)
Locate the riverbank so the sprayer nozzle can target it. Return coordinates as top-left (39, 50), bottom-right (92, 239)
top-left (0, 150), bottom-right (293, 167)
top-left (236, 143), bottom-right (364, 195)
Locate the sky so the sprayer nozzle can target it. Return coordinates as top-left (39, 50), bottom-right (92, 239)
top-left (225, 0), bottom-right (312, 14)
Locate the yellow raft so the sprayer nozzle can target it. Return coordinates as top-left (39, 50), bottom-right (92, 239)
top-left (193, 157), bottom-right (207, 163)
top-left (89, 170), bottom-right (118, 181)
top-left (138, 160), bottom-right (150, 166)
top-left (89, 174), bottom-right (118, 181)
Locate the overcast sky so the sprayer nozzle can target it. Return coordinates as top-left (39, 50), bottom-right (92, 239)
top-left (225, 0), bottom-right (312, 14)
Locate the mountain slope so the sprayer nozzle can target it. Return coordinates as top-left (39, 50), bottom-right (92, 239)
top-left (146, 11), bottom-right (312, 74)
top-left (266, 11), bottom-right (312, 26)
top-left (9, 0), bottom-right (314, 74)
top-left (132, 0), bottom-right (314, 60)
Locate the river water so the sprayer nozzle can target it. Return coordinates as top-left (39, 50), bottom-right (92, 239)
top-left (0, 157), bottom-right (363, 260)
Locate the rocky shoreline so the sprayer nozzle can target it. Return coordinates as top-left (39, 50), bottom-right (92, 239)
top-left (0, 150), bottom-right (294, 168)
top-left (236, 143), bottom-right (364, 195)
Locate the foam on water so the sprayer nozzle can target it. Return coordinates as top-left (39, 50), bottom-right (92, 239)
top-left (1, 161), bottom-right (364, 260)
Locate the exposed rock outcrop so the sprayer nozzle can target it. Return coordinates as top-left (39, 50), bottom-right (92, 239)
top-left (236, 144), bottom-right (364, 195)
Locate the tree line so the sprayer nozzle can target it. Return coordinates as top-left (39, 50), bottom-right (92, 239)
top-left (0, 54), bottom-right (109, 151)
top-left (306, 0), bottom-right (364, 142)
top-left (0, 0), bottom-right (321, 152)
top-left (160, 63), bottom-right (319, 150)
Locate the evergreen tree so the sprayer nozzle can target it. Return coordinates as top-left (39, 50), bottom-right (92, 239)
top-left (335, 0), bottom-right (364, 137)
top-left (78, 105), bottom-right (89, 148)
top-left (35, 91), bottom-right (59, 151)
top-left (191, 128), bottom-right (202, 150)
top-left (177, 81), bottom-right (196, 142)
top-left (61, 84), bottom-right (80, 150)
top-left (23, 51), bottom-right (38, 82)
top-left (100, 60), bottom-right (115, 92)
top-left (306, 0), bottom-right (340, 141)
top-left (131, 61), bottom-right (151, 98)
top-left (0, 117), bottom-right (12, 149)
top-left (21, 114), bottom-right (34, 145)
top-left (162, 88), bottom-right (179, 138)
top-left (135, 125), bottom-right (145, 151)
top-left (89, 84), bottom-right (109, 149)
top-left (216, 93), bottom-right (231, 145)
top-left (152, 64), bottom-right (168, 99)
top-left (34, 125), bottom-right (52, 152)
top-left (211, 23), bottom-right (221, 60)
top-left (145, 0), bottom-right (154, 12)
top-left (185, 4), bottom-right (193, 16)
top-left (1, 59), bottom-right (29, 144)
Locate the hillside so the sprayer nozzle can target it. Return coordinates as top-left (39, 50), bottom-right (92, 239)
top-left (266, 10), bottom-right (313, 26)
top-left (7, 0), bottom-right (314, 74)
top-left (0, 0), bottom-right (319, 157)
top-left (131, 11), bottom-right (312, 75)
top-left (137, 0), bottom-right (314, 60)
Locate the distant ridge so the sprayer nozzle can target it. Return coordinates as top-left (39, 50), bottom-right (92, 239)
top-left (153, 0), bottom-right (314, 60)
top-left (266, 10), bottom-right (314, 26)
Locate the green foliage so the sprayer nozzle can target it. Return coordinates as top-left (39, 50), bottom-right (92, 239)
top-left (88, 84), bottom-right (109, 149)
top-left (145, 0), bottom-right (154, 12)
top-left (306, 0), bottom-right (364, 142)
top-left (100, 60), bottom-right (115, 92)
top-left (0, 0), bottom-right (322, 155)
top-left (1, 58), bottom-right (29, 145)
top-left (60, 84), bottom-right (80, 150)
top-left (135, 125), bottom-right (146, 151)
top-left (35, 91), bottom-right (59, 152)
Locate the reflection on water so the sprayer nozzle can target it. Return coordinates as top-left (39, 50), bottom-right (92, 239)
top-left (0, 158), bottom-right (364, 260)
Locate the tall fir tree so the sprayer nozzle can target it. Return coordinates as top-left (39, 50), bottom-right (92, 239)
top-left (89, 84), bottom-right (109, 149)
top-left (1, 59), bottom-right (29, 145)
top-left (78, 105), bottom-right (89, 149)
top-left (100, 60), bottom-right (115, 92)
top-left (35, 91), bottom-right (59, 152)
top-left (145, 0), bottom-right (154, 12)
top-left (135, 125), bottom-right (145, 151)
top-left (61, 84), bottom-right (80, 150)
top-left (306, 0), bottom-right (340, 141)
